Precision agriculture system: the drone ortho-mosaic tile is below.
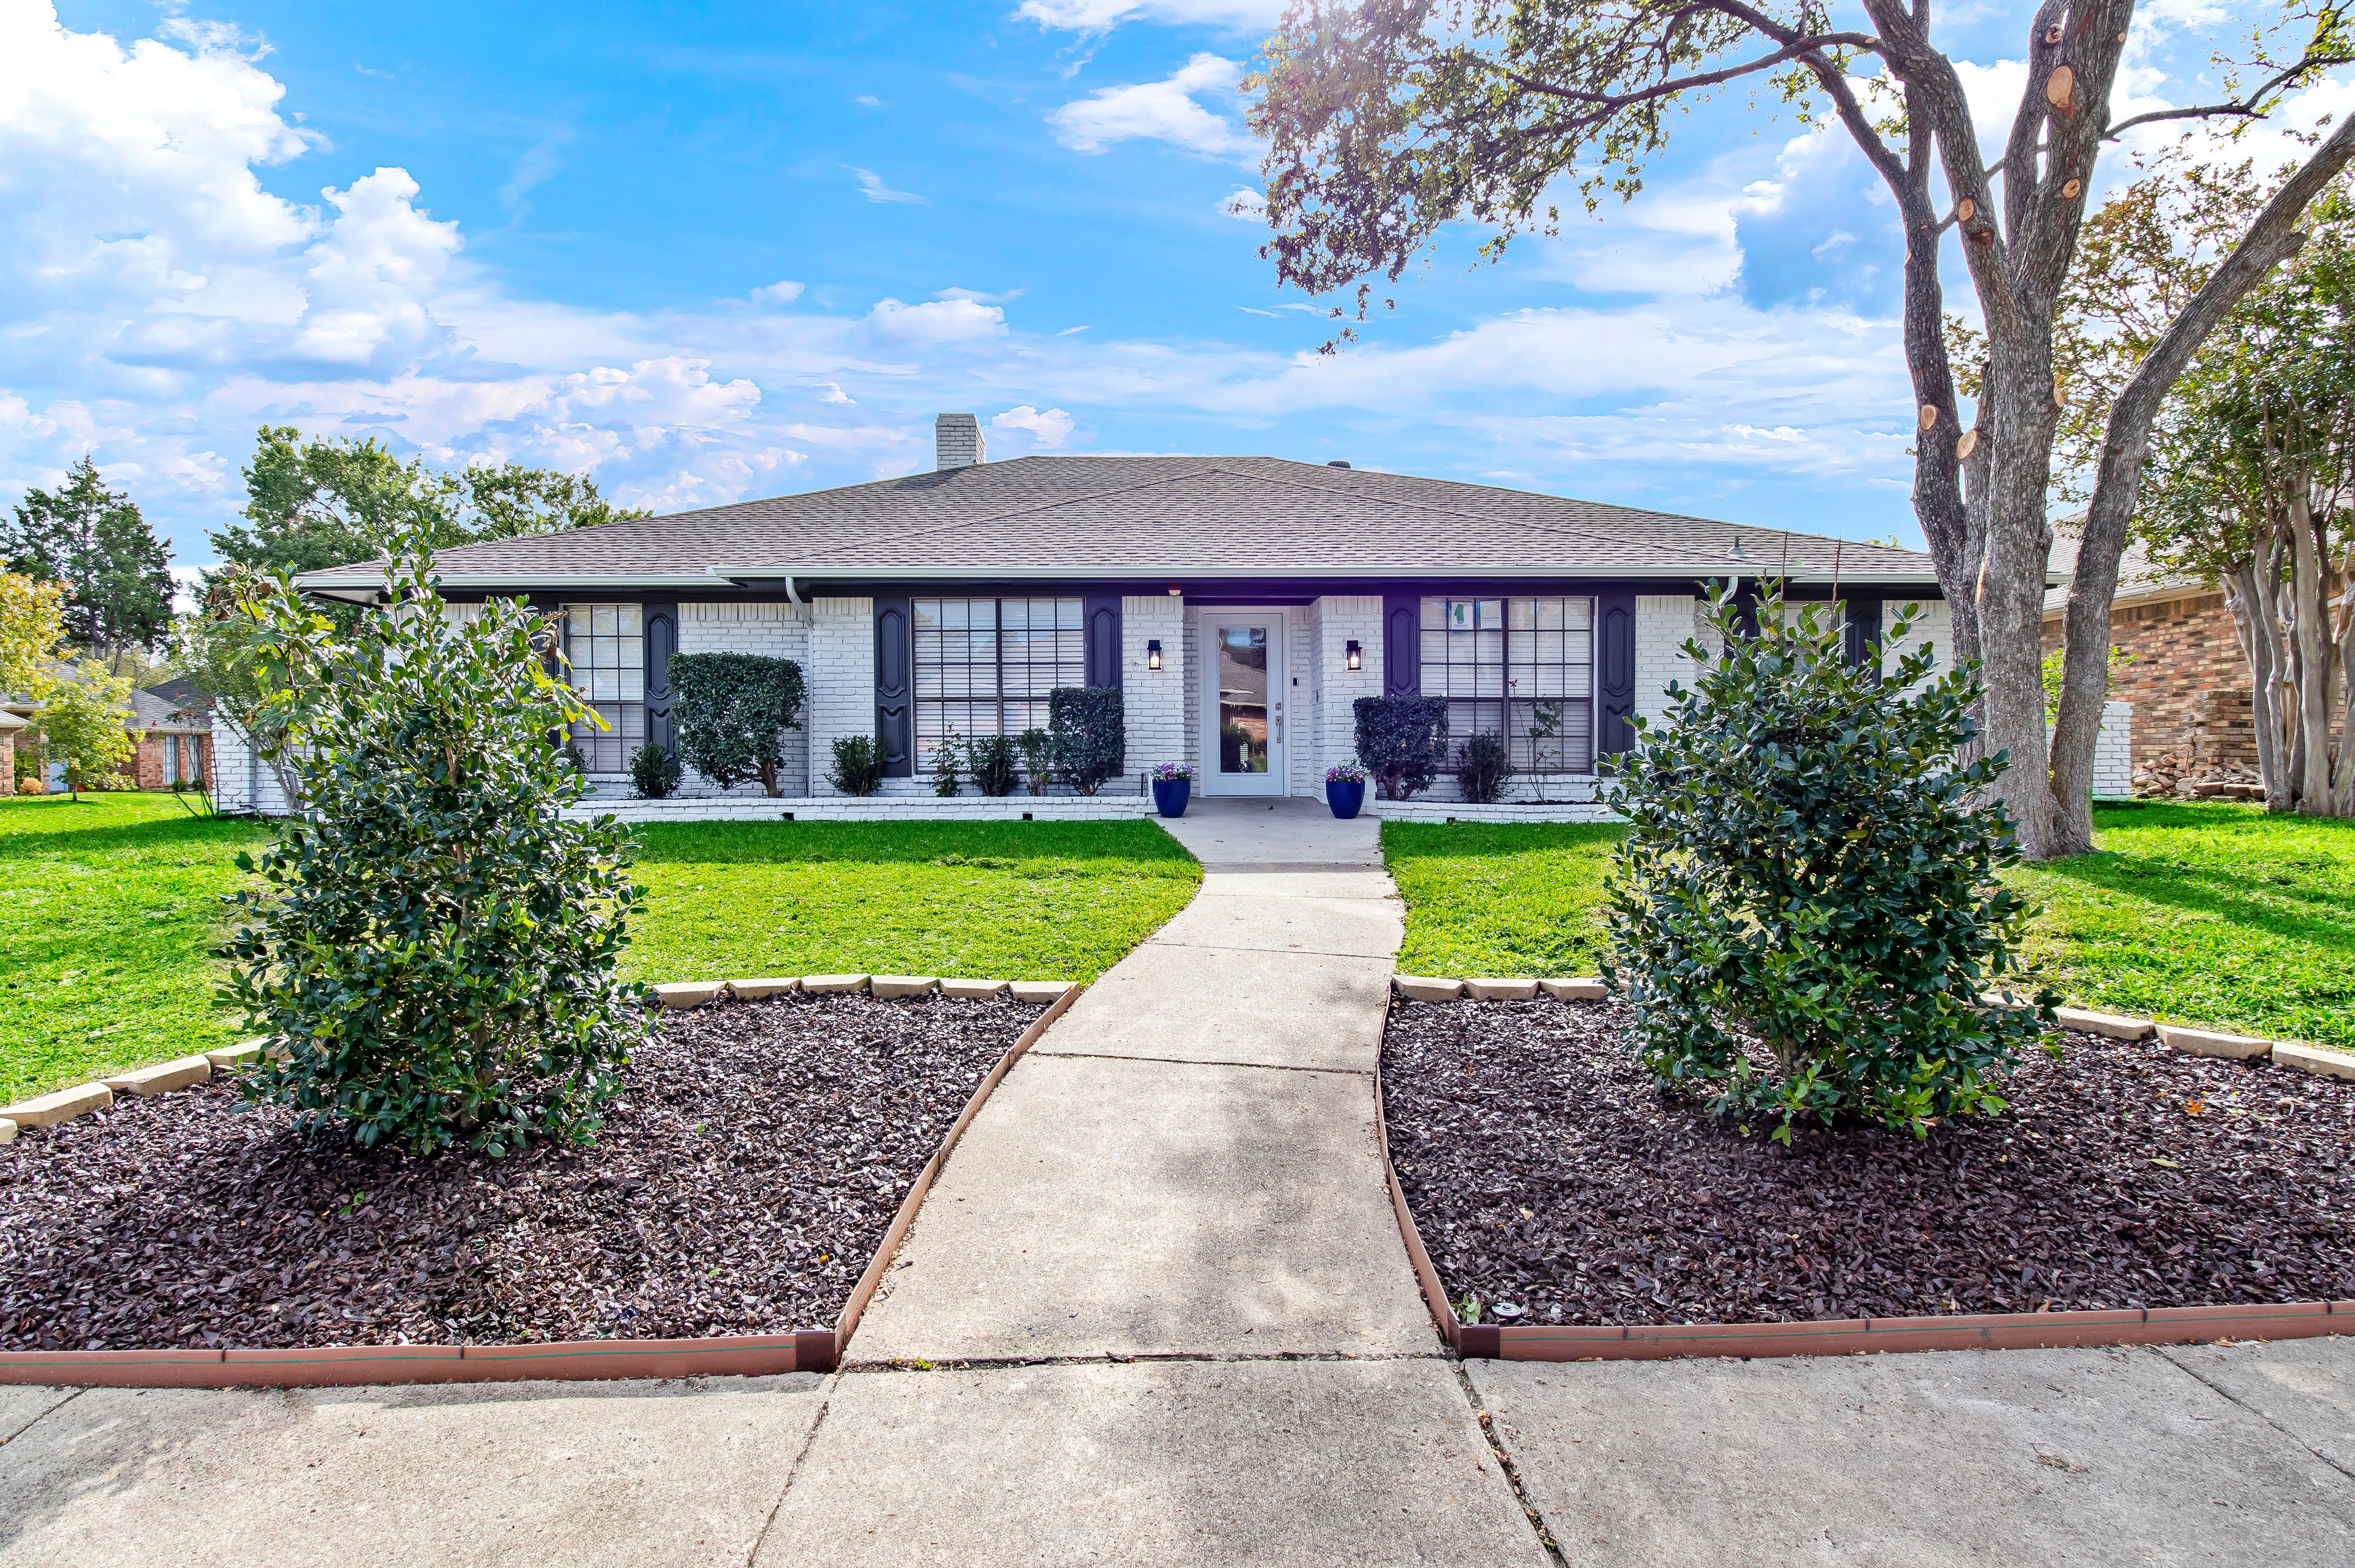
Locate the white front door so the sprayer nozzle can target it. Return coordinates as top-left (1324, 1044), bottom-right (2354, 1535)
top-left (1200, 609), bottom-right (1286, 795)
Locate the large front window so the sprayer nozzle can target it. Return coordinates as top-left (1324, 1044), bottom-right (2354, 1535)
top-left (1420, 596), bottom-right (1595, 774)
top-left (913, 597), bottom-right (1086, 768)
top-left (564, 604), bottom-right (645, 772)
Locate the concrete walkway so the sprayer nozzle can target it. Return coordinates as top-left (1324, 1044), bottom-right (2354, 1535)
top-left (2, 798), bottom-right (2350, 1564)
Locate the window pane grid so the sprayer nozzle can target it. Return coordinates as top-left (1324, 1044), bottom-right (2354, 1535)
top-left (1421, 597), bottom-right (1596, 774)
top-left (564, 604), bottom-right (644, 772)
top-left (914, 597), bottom-right (1085, 769)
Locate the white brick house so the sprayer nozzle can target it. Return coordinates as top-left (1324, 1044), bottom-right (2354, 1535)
top-left (269, 413), bottom-right (1957, 814)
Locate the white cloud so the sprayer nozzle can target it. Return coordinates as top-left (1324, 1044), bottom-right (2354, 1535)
top-left (1017, 0), bottom-right (1282, 32)
top-left (1223, 186), bottom-right (1265, 220)
top-left (845, 165), bottom-right (925, 204)
top-left (863, 295), bottom-right (1007, 346)
top-left (818, 382), bottom-right (854, 404)
top-left (1049, 54), bottom-right (1260, 163)
top-left (751, 279), bottom-right (806, 304)
top-left (992, 405), bottom-right (1075, 446)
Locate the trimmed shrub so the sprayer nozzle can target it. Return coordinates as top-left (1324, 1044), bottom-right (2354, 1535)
top-left (671, 653), bottom-right (805, 798)
top-left (221, 524), bottom-right (653, 1157)
top-left (1353, 695), bottom-right (1447, 800)
top-left (629, 741), bottom-right (680, 800)
top-left (1603, 580), bottom-right (2056, 1144)
top-left (1015, 727), bottom-right (1055, 796)
top-left (931, 728), bottom-right (963, 797)
top-left (1454, 729), bottom-right (1514, 804)
top-left (1049, 686), bottom-right (1125, 795)
top-left (968, 733), bottom-right (1020, 797)
top-left (828, 734), bottom-right (884, 796)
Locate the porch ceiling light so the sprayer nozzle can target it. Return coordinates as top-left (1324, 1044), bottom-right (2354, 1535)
top-left (1147, 638), bottom-right (1163, 670)
top-left (1345, 639), bottom-right (1362, 671)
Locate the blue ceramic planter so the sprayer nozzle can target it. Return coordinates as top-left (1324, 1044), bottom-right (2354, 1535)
top-left (1326, 779), bottom-right (1365, 819)
top-left (1153, 777), bottom-right (1191, 818)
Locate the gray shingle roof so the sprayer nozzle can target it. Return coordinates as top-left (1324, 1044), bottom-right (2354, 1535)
top-left (298, 455), bottom-right (1940, 590)
top-left (2044, 532), bottom-right (2210, 616)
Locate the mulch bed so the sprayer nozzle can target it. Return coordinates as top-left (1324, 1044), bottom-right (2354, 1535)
top-left (0, 992), bottom-right (1043, 1351)
top-left (1382, 997), bottom-right (2355, 1327)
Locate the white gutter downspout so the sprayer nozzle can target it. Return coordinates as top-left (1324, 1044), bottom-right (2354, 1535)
top-left (784, 575), bottom-right (804, 620)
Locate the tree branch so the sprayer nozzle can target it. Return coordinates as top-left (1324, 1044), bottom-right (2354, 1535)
top-left (1479, 34), bottom-right (1877, 110)
top-left (2107, 46), bottom-right (2355, 141)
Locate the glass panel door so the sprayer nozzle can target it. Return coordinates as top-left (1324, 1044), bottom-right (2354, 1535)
top-left (1200, 611), bottom-right (1286, 795)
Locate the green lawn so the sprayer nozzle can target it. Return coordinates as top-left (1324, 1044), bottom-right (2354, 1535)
top-left (620, 818), bottom-right (1199, 986)
top-left (1382, 802), bottom-right (2355, 1051)
top-left (0, 795), bottom-right (1200, 1105)
top-left (0, 792), bottom-right (270, 1106)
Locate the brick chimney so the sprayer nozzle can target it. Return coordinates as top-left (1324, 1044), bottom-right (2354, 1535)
top-left (935, 413), bottom-right (985, 471)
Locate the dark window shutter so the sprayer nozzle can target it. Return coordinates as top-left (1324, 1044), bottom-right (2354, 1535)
top-left (1597, 589), bottom-right (1636, 756)
top-left (875, 596), bottom-right (912, 777)
top-left (1382, 593), bottom-right (1421, 697)
top-left (643, 603), bottom-right (678, 755)
top-left (1084, 595), bottom-right (1122, 688)
top-left (1843, 595), bottom-right (1884, 674)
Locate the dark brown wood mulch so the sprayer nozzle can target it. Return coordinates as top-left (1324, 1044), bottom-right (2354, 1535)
top-left (1382, 997), bottom-right (2355, 1327)
top-left (0, 991), bottom-right (1043, 1352)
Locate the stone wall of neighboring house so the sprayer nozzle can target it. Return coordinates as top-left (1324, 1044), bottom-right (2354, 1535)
top-left (2040, 588), bottom-right (2254, 773)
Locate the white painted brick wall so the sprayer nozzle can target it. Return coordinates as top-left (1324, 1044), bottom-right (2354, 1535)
top-left (1180, 611), bottom-right (1202, 773)
top-left (563, 795), bottom-right (1153, 825)
top-left (671, 602), bottom-right (812, 798)
top-left (1634, 595), bottom-right (1708, 724)
top-left (1123, 595), bottom-right (1186, 777)
top-left (1311, 595), bottom-right (1382, 786)
top-left (802, 597), bottom-right (875, 796)
top-left (210, 717), bottom-right (293, 816)
top-left (1285, 610), bottom-right (1314, 797)
top-left (1882, 598), bottom-right (1954, 691)
top-left (2092, 699), bottom-right (2132, 799)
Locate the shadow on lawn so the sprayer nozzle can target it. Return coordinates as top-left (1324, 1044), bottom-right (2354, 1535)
top-left (2033, 824), bottom-right (2355, 954)
top-left (0, 804), bottom-right (265, 861)
top-left (625, 817), bottom-right (1199, 872)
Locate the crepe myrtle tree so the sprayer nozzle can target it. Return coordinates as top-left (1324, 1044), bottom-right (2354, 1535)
top-left (221, 524), bottom-right (654, 1156)
top-left (1604, 581), bottom-right (2056, 1143)
top-left (1248, 1), bottom-right (2355, 858)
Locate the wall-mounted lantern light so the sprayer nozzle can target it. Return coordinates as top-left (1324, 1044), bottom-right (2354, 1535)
top-left (1166, 581), bottom-right (1183, 598)
top-left (1345, 639), bottom-right (1362, 671)
top-left (1147, 638), bottom-right (1163, 671)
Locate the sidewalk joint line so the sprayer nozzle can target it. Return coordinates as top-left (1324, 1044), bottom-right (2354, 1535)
top-left (1149, 939), bottom-right (1402, 961)
top-left (743, 1369), bottom-right (842, 1566)
top-left (1030, 1049), bottom-right (1374, 1076)
top-left (2153, 1344), bottom-right (2355, 1481)
top-left (840, 1349), bottom-right (1448, 1373)
top-left (0, 1385), bottom-right (84, 1448)
top-left (1451, 1362), bottom-right (1572, 1568)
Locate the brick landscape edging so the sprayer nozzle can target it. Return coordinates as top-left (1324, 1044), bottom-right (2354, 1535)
top-left (1373, 1020), bottom-right (2352, 1362)
top-left (0, 982), bottom-right (1084, 1390)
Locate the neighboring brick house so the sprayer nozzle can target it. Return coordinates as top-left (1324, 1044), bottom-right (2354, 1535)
top-left (2040, 537), bottom-right (2253, 778)
top-left (129, 679), bottom-right (213, 791)
top-left (0, 709), bottom-right (24, 797)
top-left (255, 414), bottom-right (1958, 815)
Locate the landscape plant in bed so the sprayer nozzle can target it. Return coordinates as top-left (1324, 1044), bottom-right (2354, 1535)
top-left (221, 525), bottom-right (653, 1157)
top-left (672, 651), bottom-right (806, 798)
top-left (1605, 581), bottom-right (2055, 1142)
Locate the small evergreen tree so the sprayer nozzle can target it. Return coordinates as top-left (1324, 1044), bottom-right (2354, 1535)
top-left (630, 741), bottom-right (680, 800)
top-left (1015, 727), bottom-right (1056, 795)
top-left (5, 458), bottom-right (173, 670)
top-left (1453, 729), bottom-right (1514, 803)
top-left (670, 653), bottom-right (805, 797)
top-left (1605, 581), bottom-right (2055, 1143)
top-left (931, 728), bottom-right (963, 797)
top-left (1353, 695), bottom-right (1447, 800)
top-left (1049, 686), bottom-right (1124, 795)
top-left (221, 525), bottom-right (653, 1155)
top-left (828, 735), bottom-right (884, 796)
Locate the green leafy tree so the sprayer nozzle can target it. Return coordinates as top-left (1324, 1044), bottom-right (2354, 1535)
top-left (5, 458), bottom-right (173, 670)
top-left (670, 653), bottom-right (806, 797)
top-left (210, 426), bottom-right (648, 578)
top-left (222, 524), bottom-right (652, 1156)
top-left (1604, 581), bottom-right (2054, 1143)
top-left (31, 662), bottom-right (138, 795)
top-left (1249, 2), bottom-right (2355, 859)
top-left (0, 572), bottom-right (67, 701)
top-left (168, 566), bottom-right (321, 812)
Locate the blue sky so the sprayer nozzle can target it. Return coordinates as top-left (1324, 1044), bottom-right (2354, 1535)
top-left (3, 0), bottom-right (2343, 569)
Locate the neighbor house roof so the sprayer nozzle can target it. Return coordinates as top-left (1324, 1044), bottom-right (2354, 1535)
top-left (2043, 533), bottom-right (2213, 617)
top-left (295, 455), bottom-right (1945, 594)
